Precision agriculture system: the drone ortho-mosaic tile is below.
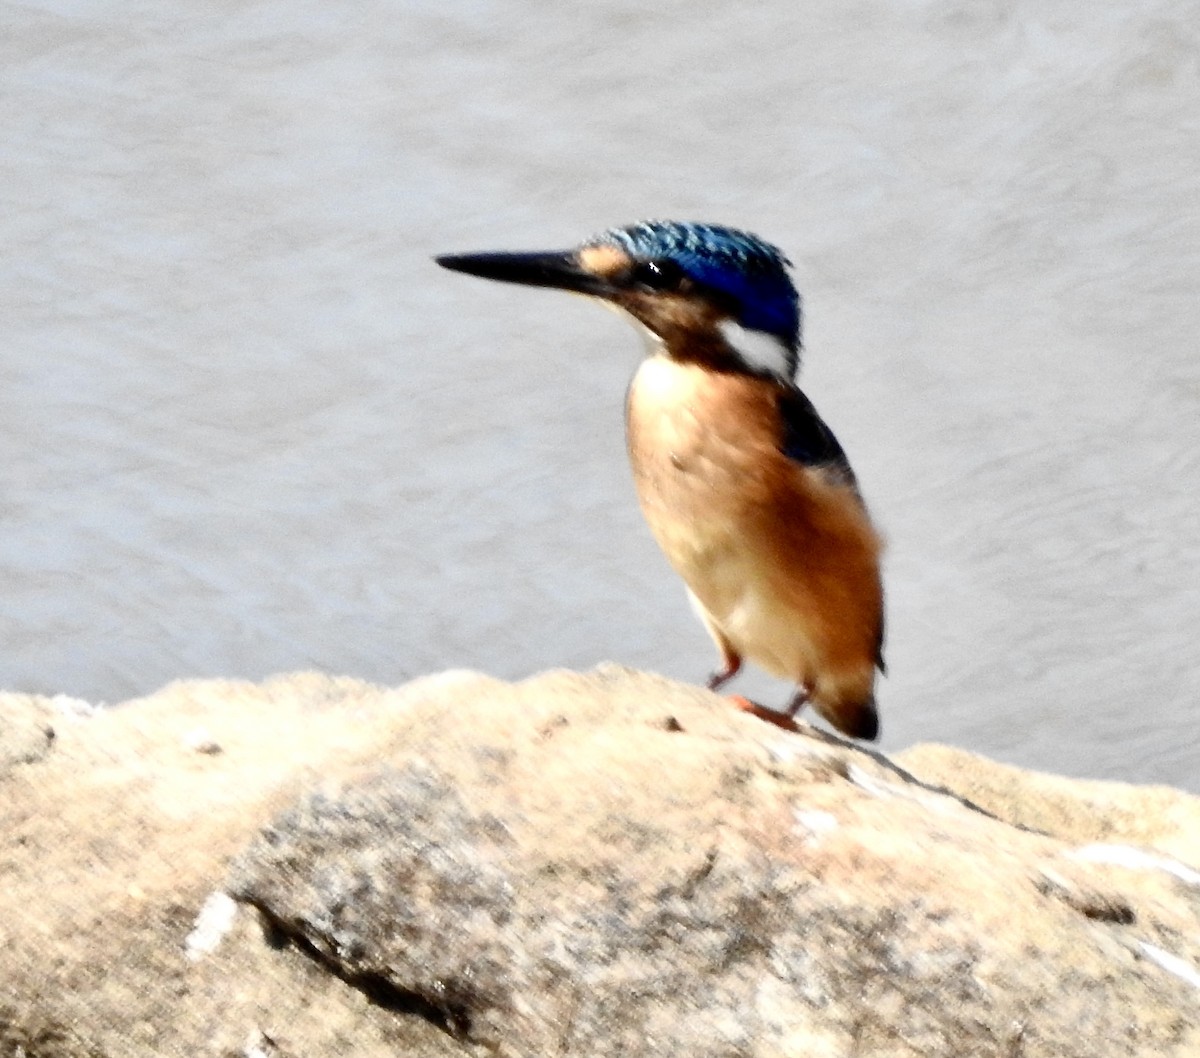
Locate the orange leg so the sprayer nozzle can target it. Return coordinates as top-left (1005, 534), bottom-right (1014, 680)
top-left (729, 696), bottom-right (802, 733)
top-left (706, 652), bottom-right (742, 692)
top-left (695, 600), bottom-right (742, 692)
top-left (785, 684), bottom-right (811, 718)
top-left (725, 683), bottom-right (812, 733)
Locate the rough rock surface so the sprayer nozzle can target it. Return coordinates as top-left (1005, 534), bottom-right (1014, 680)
top-left (0, 693), bottom-right (55, 774)
top-left (2, 667), bottom-right (1199, 1057)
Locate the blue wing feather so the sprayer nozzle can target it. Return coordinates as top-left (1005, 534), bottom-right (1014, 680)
top-left (777, 386), bottom-right (858, 492)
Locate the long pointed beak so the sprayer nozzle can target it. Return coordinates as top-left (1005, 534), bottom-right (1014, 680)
top-left (434, 250), bottom-right (611, 297)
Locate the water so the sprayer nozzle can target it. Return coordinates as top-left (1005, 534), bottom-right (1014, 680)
top-left (3, 0), bottom-right (1198, 789)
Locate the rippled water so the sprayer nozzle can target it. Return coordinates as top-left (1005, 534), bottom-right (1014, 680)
top-left (3, 0), bottom-right (1198, 788)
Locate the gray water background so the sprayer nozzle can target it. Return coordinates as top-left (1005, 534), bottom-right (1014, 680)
top-left (3, 0), bottom-right (1198, 789)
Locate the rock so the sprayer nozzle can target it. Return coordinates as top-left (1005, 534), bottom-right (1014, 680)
top-left (0, 672), bottom-right (469, 1058)
top-left (0, 693), bottom-right (55, 774)
top-left (2, 667), bottom-right (1199, 1057)
top-left (896, 742), bottom-right (1200, 865)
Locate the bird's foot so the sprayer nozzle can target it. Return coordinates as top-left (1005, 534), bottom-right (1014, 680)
top-left (727, 695), bottom-right (802, 733)
top-left (706, 656), bottom-right (742, 692)
top-left (785, 685), bottom-right (811, 718)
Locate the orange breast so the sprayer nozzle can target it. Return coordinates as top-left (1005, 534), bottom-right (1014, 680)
top-left (625, 353), bottom-right (884, 722)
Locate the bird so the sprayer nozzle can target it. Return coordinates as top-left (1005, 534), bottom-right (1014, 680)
top-left (435, 220), bottom-right (885, 740)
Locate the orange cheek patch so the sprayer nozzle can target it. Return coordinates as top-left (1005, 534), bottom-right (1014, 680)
top-left (578, 243), bottom-right (632, 279)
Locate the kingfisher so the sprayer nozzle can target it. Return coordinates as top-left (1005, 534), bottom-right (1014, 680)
top-left (435, 220), bottom-right (885, 740)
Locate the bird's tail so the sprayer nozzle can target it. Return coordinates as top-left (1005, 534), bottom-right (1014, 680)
top-left (813, 685), bottom-right (879, 742)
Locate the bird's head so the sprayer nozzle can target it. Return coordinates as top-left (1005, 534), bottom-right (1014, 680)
top-left (436, 220), bottom-right (803, 380)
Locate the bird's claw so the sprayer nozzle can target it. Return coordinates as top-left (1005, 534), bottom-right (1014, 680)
top-left (726, 695), bottom-right (802, 733)
top-left (705, 657), bottom-right (742, 692)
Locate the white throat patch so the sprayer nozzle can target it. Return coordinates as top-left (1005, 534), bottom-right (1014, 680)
top-left (718, 320), bottom-right (795, 380)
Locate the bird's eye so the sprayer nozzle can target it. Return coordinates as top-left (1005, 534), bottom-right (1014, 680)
top-left (631, 259), bottom-right (685, 292)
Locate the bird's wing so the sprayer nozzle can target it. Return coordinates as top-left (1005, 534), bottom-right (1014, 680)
top-left (776, 385), bottom-right (860, 494)
top-left (776, 384), bottom-right (887, 673)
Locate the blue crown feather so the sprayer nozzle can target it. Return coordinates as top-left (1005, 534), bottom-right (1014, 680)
top-left (592, 220), bottom-right (802, 350)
